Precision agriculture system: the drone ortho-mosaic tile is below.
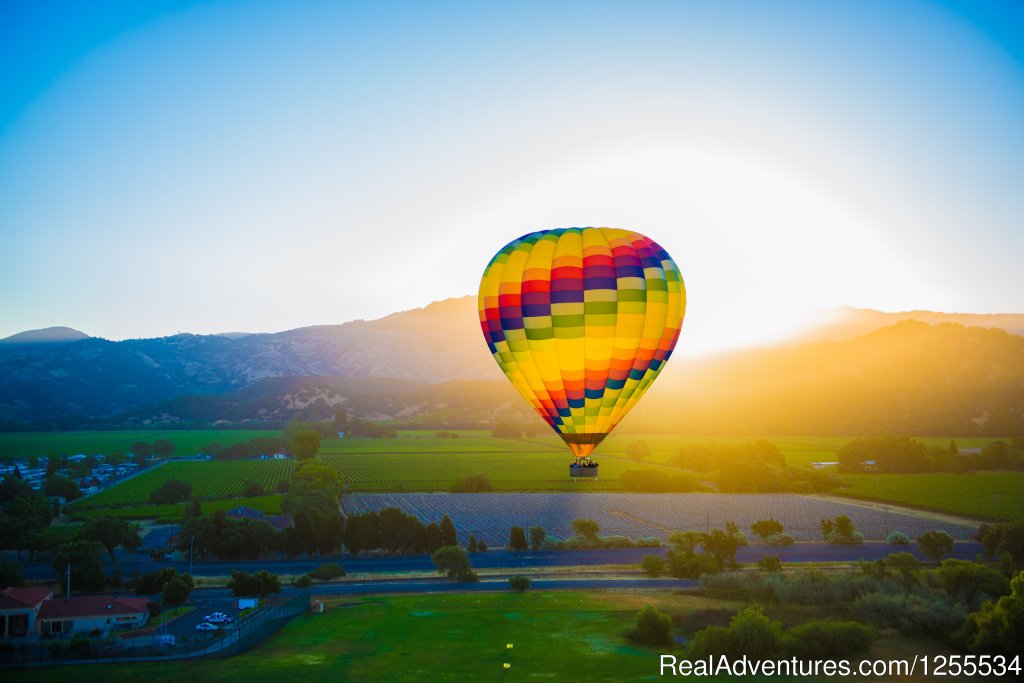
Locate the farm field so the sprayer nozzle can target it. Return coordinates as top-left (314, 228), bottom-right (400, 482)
top-left (0, 430), bottom-right (284, 460)
top-left (4, 591), bottom-right (958, 683)
top-left (71, 460), bottom-right (293, 507)
top-left (68, 495), bottom-right (285, 522)
top-left (838, 471), bottom-right (1024, 522)
top-left (341, 492), bottom-right (980, 548)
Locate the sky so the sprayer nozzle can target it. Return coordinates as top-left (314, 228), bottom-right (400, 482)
top-left (1, 0), bottom-right (1023, 355)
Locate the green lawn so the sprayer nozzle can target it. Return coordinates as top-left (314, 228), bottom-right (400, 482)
top-left (0, 430), bottom-right (284, 460)
top-left (2, 592), bottom-right (741, 683)
top-left (68, 495), bottom-right (285, 521)
top-left (838, 471), bottom-right (1024, 522)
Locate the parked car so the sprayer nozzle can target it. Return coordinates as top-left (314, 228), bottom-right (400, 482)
top-left (155, 634), bottom-right (176, 646)
top-left (204, 612), bottom-right (234, 624)
top-left (195, 622), bottom-right (219, 632)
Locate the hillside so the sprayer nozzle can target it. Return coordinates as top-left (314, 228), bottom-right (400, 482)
top-left (2, 300), bottom-right (1023, 435)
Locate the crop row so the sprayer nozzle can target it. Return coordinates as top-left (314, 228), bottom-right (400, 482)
top-left (78, 460), bottom-right (294, 507)
top-left (341, 492), bottom-right (981, 548)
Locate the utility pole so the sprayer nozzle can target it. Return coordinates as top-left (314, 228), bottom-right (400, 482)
top-left (65, 561), bottom-right (71, 601)
top-left (189, 534), bottom-right (197, 576)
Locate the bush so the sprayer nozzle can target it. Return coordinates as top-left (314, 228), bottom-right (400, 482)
top-left (757, 556), bottom-right (782, 573)
top-left (853, 590), bottom-right (967, 636)
top-left (508, 575), bottom-right (531, 591)
top-left (308, 562), bottom-right (346, 581)
top-left (149, 479), bottom-right (192, 504)
top-left (508, 526), bottom-right (528, 551)
top-left (641, 555), bottom-right (666, 578)
top-left (687, 607), bottom-right (786, 659)
top-left (764, 533), bottom-right (795, 547)
top-left (751, 519), bottom-right (784, 540)
top-left (635, 537), bottom-right (662, 548)
top-left (936, 559), bottom-right (1011, 608)
top-left (529, 526), bottom-right (545, 551)
top-left (293, 574), bottom-right (313, 588)
top-left (667, 550), bottom-right (720, 579)
top-left (826, 530), bottom-right (864, 546)
top-left (786, 620), bottom-right (874, 659)
top-left (598, 535), bottom-right (634, 549)
top-left (431, 545), bottom-right (478, 582)
top-left (887, 530), bottom-right (911, 545)
top-left (624, 605), bottom-right (674, 647)
top-left (917, 530), bottom-right (955, 562)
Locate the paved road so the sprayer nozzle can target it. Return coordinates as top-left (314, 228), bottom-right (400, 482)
top-left (14, 541), bottom-right (986, 580)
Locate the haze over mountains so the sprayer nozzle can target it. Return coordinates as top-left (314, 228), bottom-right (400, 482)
top-left (1, 298), bottom-right (1022, 435)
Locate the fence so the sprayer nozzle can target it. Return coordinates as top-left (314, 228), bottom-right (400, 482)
top-left (0, 589), bottom-right (311, 669)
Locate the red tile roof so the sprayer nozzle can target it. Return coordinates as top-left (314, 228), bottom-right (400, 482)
top-left (37, 596), bottom-right (150, 620)
top-left (0, 587), bottom-right (53, 610)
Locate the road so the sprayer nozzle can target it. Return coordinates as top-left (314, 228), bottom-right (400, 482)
top-left (14, 541), bottom-right (986, 580)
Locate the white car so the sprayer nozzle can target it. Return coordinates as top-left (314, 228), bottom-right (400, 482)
top-left (194, 622), bottom-right (219, 632)
top-left (204, 612), bottom-right (234, 624)
top-left (155, 634), bottom-right (176, 646)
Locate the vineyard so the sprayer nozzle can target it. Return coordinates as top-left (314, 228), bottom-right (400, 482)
top-left (341, 492), bottom-right (981, 548)
top-left (74, 459), bottom-right (294, 507)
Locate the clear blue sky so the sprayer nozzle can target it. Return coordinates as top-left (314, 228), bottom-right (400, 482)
top-left (1, 0), bottom-right (1023, 352)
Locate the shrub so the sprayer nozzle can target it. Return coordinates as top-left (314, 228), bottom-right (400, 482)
top-left (667, 550), bottom-right (720, 579)
top-left (508, 575), bottom-right (531, 591)
top-left (826, 530), bottom-right (865, 546)
top-left (635, 537), bottom-right (662, 548)
top-left (764, 533), bottom-right (795, 546)
top-left (431, 545), bottom-right (478, 582)
top-left (852, 590), bottom-right (966, 636)
top-left (786, 620), bottom-right (874, 659)
top-left (757, 556), bottom-right (782, 573)
top-left (641, 555), bottom-right (666, 578)
top-left (887, 530), bottom-right (910, 545)
top-left (508, 526), bottom-right (528, 551)
top-left (687, 607), bottom-right (787, 659)
top-left (624, 605), bottom-right (674, 647)
top-left (751, 519), bottom-right (784, 540)
top-left (936, 559), bottom-right (1011, 608)
top-left (293, 574), bottom-right (313, 588)
top-left (308, 562), bottom-right (346, 581)
top-left (529, 526), bottom-right (545, 551)
top-left (243, 480), bottom-right (266, 497)
top-left (598, 535), bottom-right (634, 549)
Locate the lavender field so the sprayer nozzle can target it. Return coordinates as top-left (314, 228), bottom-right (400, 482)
top-left (341, 492), bottom-right (980, 548)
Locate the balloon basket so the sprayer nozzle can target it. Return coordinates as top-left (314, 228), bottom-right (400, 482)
top-left (569, 466), bottom-right (599, 479)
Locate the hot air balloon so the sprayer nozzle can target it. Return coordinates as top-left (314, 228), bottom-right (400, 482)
top-left (478, 227), bottom-right (686, 477)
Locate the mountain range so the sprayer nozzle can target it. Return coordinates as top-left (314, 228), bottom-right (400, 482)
top-left (2, 298), bottom-right (1023, 435)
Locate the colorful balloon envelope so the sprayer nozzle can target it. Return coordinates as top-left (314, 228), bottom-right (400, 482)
top-left (478, 227), bottom-right (686, 459)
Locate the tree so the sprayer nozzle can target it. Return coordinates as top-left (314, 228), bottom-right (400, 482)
top-left (467, 534), bottom-right (478, 552)
top-left (508, 526), bottom-right (528, 551)
top-left (440, 514), bottom-right (457, 546)
top-left (0, 558), bottom-right (24, 587)
top-left (624, 605), bottom-right (673, 647)
top-left (107, 450), bottom-right (127, 466)
top-left (757, 556), bottom-right (782, 573)
top-left (820, 518), bottom-right (833, 540)
top-left (131, 441), bottom-right (153, 459)
top-left (44, 475), bottom-right (82, 502)
top-left (529, 526), bottom-right (546, 551)
top-left (431, 545), bottom-right (478, 582)
top-left (152, 440), bottom-right (175, 458)
top-left (52, 540), bottom-right (105, 592)
top-left (451, 473), bottom-right (493, 492)
top-left (290, 429), bottom-right (323, 460)
top-left (700, 528), bottom-right (740, 569)
top-left (150, 479), bottom-right (192, 504)
top-left (687, 607), bottom-right (787, 660)
top-left (572, 518), bottom-right (600, 541)
top-left (229, 569), bottom-right (281, 597)
top-left (968, 570), bottom-right (1024, 656)
top-left (508, 575), bottom-right (531, 591)
top-left (751, 519), bottom-right (784, 541)
top-left (834, 515), bottom-right (855, 538)
top-left (668, 531), bottom-right (702, 553)
top-left (243, 480), bottom-right (266, 497)
top-left (491, 422), bottom-right (521, 438)
top-left (641, 555), bottom-right (666, 577)
top-left (162, 575), bottom-right (191, 606)
top-left (625, 440), bottom-right (650, 461)
top-left (308, 562), bottom-right (346, 581)
top-left (917, 530), bottom-right (954, 562)
top-left (78, 516), bottom-right (141, 568)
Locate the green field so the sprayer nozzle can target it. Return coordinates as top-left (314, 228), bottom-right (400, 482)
top-left (68, 495), bottom-right (285, 522)
top-left (72, 460), bottom-right (294, 507)
top-left (838, 471), bottom-right (1024, 522)
top-left (0, 430), bottom-right (284, 460)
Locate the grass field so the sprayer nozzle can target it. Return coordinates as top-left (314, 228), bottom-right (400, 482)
top-left (838, 471), bottom-right (1024, 522)
top-left (3, 591), bottom-right (958, 683)
top-left (68, 495), bottom-right (285, 521)
top-left (0, 430), bottom-right (284, 460)
top-left (72, 460), bottom-right (294, 507)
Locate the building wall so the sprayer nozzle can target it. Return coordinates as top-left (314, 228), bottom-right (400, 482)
top-left (37, 611), bottom-right (147, 636)
top-left (0, 609), bottom-right (35, 638)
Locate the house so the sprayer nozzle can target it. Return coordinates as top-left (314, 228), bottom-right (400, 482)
top-left (0, 587), bottom-right (53, 639)
top-left (36, 596), bottom-right (150, 636)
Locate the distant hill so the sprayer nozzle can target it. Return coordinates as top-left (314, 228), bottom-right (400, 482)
top-left (798, 306), bottom-right (1024, 342)
top-left (0, 326), bottom-right (90, 344)
top-left (2, 300), bottom-right (1023, 435)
